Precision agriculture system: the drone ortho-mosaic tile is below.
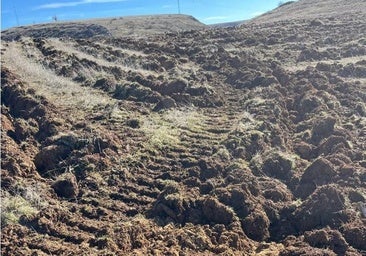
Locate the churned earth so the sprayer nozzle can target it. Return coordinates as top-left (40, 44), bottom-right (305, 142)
top-left (1, 0), bottom-right (366, 255)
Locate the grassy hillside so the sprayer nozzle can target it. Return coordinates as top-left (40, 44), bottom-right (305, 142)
top-left (251, 0), bottom-right (366, 23)
top-left (2, 14), bottom-right (206, 40)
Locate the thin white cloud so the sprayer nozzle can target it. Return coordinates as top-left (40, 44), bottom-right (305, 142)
top-left (33, 0), bottom-right (127, 10)
top-left (249, 11), bottom-right (265, 18)
top-left (162, 4), bottom-right (174, 9)
top-left (203, 16), bottom-right (229, 21)
top-left (1, 10), bottom-right (12, 14)
top-left (35, 2), bottom-right (83, 9)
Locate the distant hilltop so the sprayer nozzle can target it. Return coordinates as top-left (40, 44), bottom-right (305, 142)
top-left (250, 0), bottom-right (366, 23)
top-left (1, 14), bottom-right (207, 41)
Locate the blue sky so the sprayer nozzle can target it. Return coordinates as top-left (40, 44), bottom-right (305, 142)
top-left (1, 0), bottom-right (288, 30)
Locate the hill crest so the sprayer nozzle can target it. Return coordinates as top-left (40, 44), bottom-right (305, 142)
top-left (2, 14), bottom-right (206, 41)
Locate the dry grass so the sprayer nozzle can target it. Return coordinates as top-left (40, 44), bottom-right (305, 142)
top-left (1, 184), bottom-right (48, 227)
top-left (86, 14), bottom-right (206, 38)
top-left (141, 107), bottom-right (208, 150)
top-left (1, 195), bottom-right (38, 227)
top-left (2, 14), bottom-right (206, 40)
top-left (47, 38), bottom-right (152, 74)
top-left (2, 42), bottom-right (115, 120)
top-left (284, 55), bottom-right (366, 72)
top-left (141, 116), bottom-right (181, 150)
top-left (163, 107), bottom-right (204, 131)
top-left (232, 110), bottom-right (261, 133)
top-left (251, 0), bottom-right (366, 24)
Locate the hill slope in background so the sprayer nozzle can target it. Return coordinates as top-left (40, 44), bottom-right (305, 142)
top-left (251, 0), bottom-right (366, 23)
top-left (1, 14), bottom-right (206, 40)
top-left (1, 0), bottom-right (366, 255)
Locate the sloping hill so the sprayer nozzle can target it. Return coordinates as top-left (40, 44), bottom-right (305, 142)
top-left (251, 0), bottom-right (366, 23)
top-left (209, 20), bottom-right (243, 28)
top-left (1, 14), bottom-right (206, 41)
top-left (1, 0), bottom-right (366, 255)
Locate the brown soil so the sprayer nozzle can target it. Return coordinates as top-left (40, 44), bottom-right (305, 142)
top-left (1, 0), bottom-right (366, 255)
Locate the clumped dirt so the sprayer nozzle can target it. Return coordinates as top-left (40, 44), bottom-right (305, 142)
top-left (1, 0), bottom-right (366, 255)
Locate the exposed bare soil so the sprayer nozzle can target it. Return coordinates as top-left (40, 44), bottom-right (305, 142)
top-left (1, 0), bottom-right (366, 255)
